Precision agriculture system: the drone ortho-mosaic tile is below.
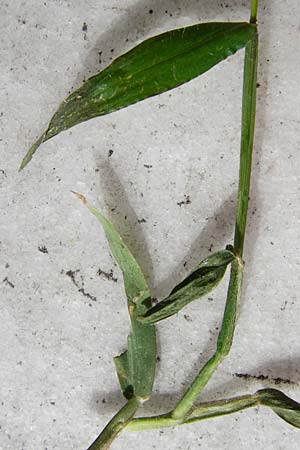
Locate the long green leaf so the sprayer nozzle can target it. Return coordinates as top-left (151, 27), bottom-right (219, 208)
top-left (139, 248), bottom-right (236, 325)
top-left (20, 22), bottom-right (257, 170)
top-left (72, 192), bottom-right (156, 400)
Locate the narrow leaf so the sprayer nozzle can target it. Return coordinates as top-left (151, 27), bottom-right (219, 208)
top-left (258, 388), bottom-right (300, 428)
top-left (139, 248), bottom-right (236, 324)
top-left (72, 192), bottom-right (156, 400)
top-left (20, 22), bottom-right (257, 169)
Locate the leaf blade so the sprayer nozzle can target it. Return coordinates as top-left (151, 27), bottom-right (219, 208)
top-left (139, 248), bottom-right (236, 324)
top-left (73, 192), bottom-right (156, 399)
top-left (20, 22), bottom-right (257, 169)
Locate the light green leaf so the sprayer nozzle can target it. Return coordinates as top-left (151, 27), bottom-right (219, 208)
top-left (139, 248), bottom-right (236, 324)
top-left (20, 22), bottom-right (257, 170)
top-left (73, 192), bottom-right (156, 400)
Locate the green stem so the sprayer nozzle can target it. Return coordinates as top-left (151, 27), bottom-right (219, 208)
top-left (163, 19), bottom-right (259, 421)
top-left (87, 396), bottom-right (141, 450)
top-left (126, 393), bottom-right (259, 432)
top-left (234, 33), bottom-right (259, 256)
top-left (250, 0), bottom-right (259, 23)
top-left (171, 257), bottom-right (243, 419)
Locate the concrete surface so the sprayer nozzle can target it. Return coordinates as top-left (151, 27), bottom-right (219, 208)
top-left (1, 1), bottom-right (300, 449)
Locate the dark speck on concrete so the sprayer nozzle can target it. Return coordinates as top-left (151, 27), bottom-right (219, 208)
top-left (177, 195), bottom-right (191, 207)
top-left (97, 268), bottom-right (118, 283)
top-left (3, 277), bottom-right (15, 288)
top-left (38, 245), bottom-right (48, 254)
top-left (234, 372), bottom-right (296, 386)
top-left (184, 314), bottom-right (193, 322)
top-left (82, 22), bottom-right (88, 32)
top-left (66, 269), bottom-right (97, 302)
top-left (108, 149), bottom-right (114, 157)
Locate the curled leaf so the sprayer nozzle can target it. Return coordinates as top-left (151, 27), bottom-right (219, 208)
top-left (139, 248), bottom-right (236, 324)
top-left (258, 388), bottom-right (300, 428)
top-left (72, 192), bottom-right (156, 400)
top-left (20, 22), bottom-right (256, 169)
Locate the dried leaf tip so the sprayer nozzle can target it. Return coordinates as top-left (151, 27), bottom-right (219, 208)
top-left (71, 190), bottom-right (88, 204)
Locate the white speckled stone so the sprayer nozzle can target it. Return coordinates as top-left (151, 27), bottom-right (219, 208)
top-left (1, 1), bottom-right (299, 449)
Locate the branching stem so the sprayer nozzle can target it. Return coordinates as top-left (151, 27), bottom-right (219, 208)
top-left (126, 393), bottom-right (259, 432)
top-left (86, 2), bottom-right (259, 448)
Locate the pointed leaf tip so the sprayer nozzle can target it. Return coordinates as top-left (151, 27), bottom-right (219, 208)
top-left (71, 190), bottom-right (88, 204)
top-left (19, 134), bottom-right (46, 171)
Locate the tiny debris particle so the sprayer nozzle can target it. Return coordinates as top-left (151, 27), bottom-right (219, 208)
top-left (66, 269), bottom-right (80, 286)
top-left (149, 9), bottom-right (153, 14)
top-left (66, 269), bottom-right (97, 302)
top-left (280, 300), bottom-right (288, 312)
top-left (82, 22), bottom-right (88, 32)
top-left (137, 218), bottom-right (146, 224)
top-left (97, 268), bottom-right (118, 283)
top-left (143, 164), bottom-right (153, 169)
top-left (38, 245), bottom-right (48, 254)
top-left (108, 149), bottom-right (114, 157)
top-left (184, 314), bottom-right (193, 322)
top-left (102, 398), bottom-right (106, 404)
top-left (177, 195), bottom-right (191, 207)
top-left (3, 277), bottom-right (15, 288)
top-left (79, 288), bottom-right (97, 302)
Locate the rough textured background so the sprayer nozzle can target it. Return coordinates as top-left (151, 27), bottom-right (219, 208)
top-left (1, 1), bottom-right (300, 449)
